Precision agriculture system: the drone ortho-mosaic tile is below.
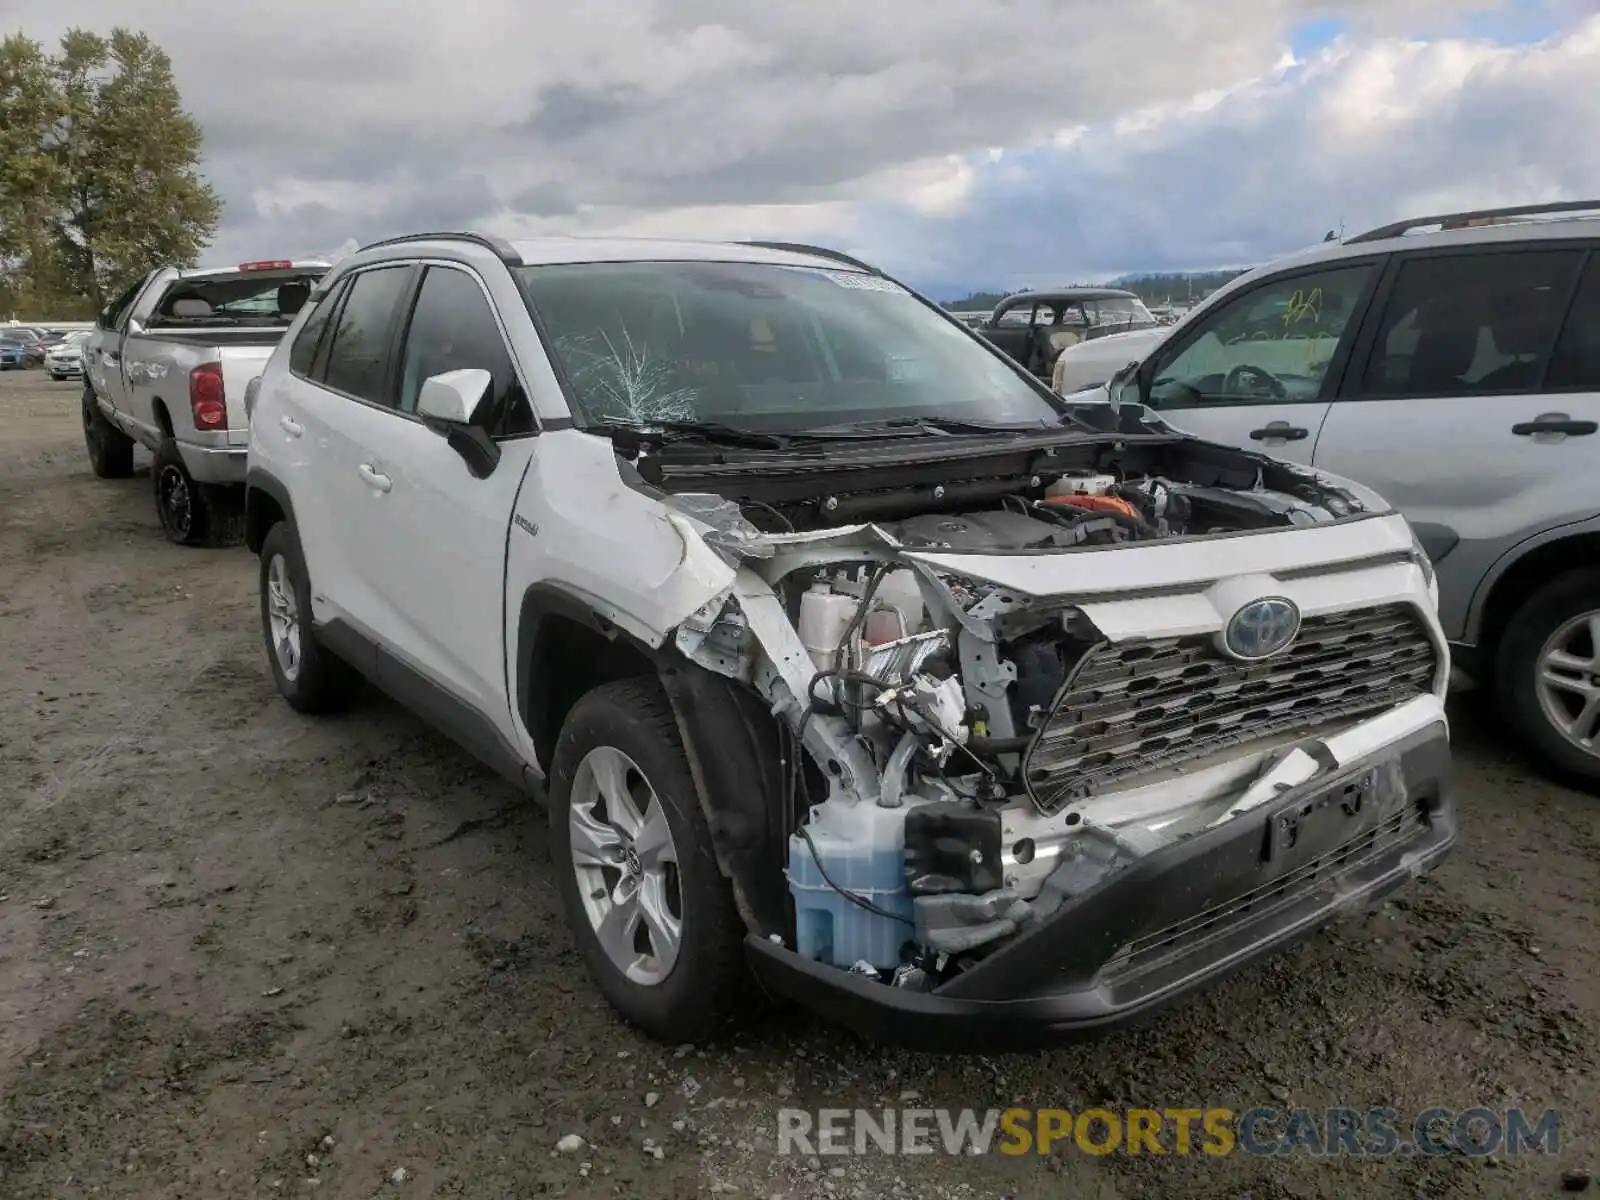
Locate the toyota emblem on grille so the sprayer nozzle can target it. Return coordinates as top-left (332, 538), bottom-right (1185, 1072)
top-left (1220, 596), bottom-right (1301, 661)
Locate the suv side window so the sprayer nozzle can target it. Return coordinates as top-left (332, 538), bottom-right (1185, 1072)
top-left (1146, 264), bottom-right (1374, 408)
top-left (1546, 253), bottom-right (1600, 391)
top-left (288, 280), bottom-right (344, 378)
top-left (320, 266), bottom-right (413, 405)
top-left (396, 266), bottom-right (535, 436)
top-left (1356, 249), bottom-right (1583, 397)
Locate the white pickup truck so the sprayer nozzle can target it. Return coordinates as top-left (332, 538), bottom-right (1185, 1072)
top-left (245, 233), bottom-right (1456, 1049)
top-left (82, 259), bottom-right (331, 544)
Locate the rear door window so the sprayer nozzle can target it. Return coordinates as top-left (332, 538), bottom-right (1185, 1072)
top-left (288, 281), bottom-right (345, 378)
top-left (98, 276), bottom-right (148, 331)
top-left (319, 266), bottom-right (414, 406)
top-left (1355, 250), bottom-right (1584, 397)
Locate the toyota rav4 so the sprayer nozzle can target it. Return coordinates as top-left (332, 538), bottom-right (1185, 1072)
top-left (243, 232), bottom-right (1456, 1049)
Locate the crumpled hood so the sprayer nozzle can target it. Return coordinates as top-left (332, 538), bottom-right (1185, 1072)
top-left (899, 509), bottom-right (1414, 602)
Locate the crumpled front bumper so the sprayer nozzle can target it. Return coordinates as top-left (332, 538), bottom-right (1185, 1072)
top-left (747, 721), bottom-right (1454, 1053)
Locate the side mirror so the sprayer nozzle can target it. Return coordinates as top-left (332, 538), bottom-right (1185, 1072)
top-left (125, 317), bottom-right (144, 335)
top-left (1107, 360), bottom-right (1141, 412)
top-left (415, 368), bottom-right (501, 480)
top-left (416, 368), bottom-right (492, 426)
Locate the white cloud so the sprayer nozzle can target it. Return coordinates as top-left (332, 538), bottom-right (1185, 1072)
top-left (2, 0), bottom-right (1596, 288)
top-left (850, 11), bottom-right (1600, 292)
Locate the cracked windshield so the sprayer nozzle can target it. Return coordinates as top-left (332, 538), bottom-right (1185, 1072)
top-left (518, 260), bottom-right (1063, 432)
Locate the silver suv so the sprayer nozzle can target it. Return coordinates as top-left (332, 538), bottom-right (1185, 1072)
top-left (1084, 201), bottom-right (1600, 788)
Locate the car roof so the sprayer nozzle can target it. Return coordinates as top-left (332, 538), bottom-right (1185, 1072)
top-left (508, 236), bottom-right (867, 271)
top-left (1282, 213), bottom-right (1600, 269)
top-left (1174, 206), bottom-right (1600, 320)
top-left (999, 287), bottom-right (1142, 305)
top-left (345, 231), bottom-right (882, 275)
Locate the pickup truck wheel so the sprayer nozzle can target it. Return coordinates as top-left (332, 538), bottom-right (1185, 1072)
top-left (153, 439), bottom-right (208, 544)
top-left (82, 388), bottom-right (134, 479)
top-left (1495, 567), bottom-right (1600, 791)
top-left (151, 438), bottom-right (244, 547)
top-left (549, 679), bottom-right (746, 1043)
top-left (258, 522), bottom-right (363, 713)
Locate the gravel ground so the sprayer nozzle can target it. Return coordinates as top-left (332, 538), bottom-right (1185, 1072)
top-left (1, 367), bottom-right (1596, 1200)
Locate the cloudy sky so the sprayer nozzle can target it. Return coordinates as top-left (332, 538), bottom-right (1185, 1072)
top-left (7, 0), bottom-right (1600, 295)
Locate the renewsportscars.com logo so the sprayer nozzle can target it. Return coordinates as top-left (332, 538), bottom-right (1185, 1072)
top-left (777, 1106), bottom-right (1560, 1158)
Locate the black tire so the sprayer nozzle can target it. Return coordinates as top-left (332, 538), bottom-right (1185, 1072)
top-left (151, 439), bottom-right (245, 547)
top-left (152, 437), bottom-right (211, 545)
top-left (548, 679), bottom-right (747, 1043)
top-left (1495, 567), bottom-right (1600, 790)
top-left (82, 388), bottom-right (134, 479)
top-left (258, 521), bottom-right (364, 714)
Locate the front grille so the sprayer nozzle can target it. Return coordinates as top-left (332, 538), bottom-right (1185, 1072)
top-left (1023, 604), bottom-right (1439, 814)
top-left (1101, 801), bottom-right (1430, 980)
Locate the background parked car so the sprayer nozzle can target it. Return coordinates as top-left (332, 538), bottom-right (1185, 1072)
top-left (975, 287), bottom-right (1159, 380)
top-left (82, 257), bottom-right (331, 545)
top-left (45, 330), bottom-right (91, 380)
top-left (0, 331), bottom-right (46, 369)
top-left (1096, 199), bottom-right (1600, 788)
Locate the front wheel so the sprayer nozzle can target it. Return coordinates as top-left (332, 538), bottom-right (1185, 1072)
top-left (549, 679), bottom-right (747, 1043)
top-left (1495, 568), bottom-right (1600, 790)
top-left (82, 388), bottom-right (134, 479)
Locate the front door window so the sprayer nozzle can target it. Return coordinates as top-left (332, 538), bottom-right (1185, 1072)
top-left (1144, 265), bottom-right (1375, 409)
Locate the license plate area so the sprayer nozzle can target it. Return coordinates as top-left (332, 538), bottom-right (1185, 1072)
top-left (1261, 766), bottom-right (1384, 870)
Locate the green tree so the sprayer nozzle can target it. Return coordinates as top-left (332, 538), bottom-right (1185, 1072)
top-left (0, 35), bottom-right (65, 314)
top-left (0, 28), bottom-right (219, 317)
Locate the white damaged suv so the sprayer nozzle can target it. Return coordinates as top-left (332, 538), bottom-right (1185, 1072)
top-left (244, 232), bottom-right (1455, 1049)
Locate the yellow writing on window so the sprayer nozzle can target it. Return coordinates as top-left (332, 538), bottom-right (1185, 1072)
top-left (1283, 288), bottom-right (1323, 326)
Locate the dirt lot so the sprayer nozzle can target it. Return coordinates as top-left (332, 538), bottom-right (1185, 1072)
top-left (0, 368), bottom-right (1596, 1199)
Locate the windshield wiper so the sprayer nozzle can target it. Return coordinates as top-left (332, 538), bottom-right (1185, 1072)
top-left (796, 415), bottom-right (1055, 438)
top-left (595, 416), bottom-right (793, 450)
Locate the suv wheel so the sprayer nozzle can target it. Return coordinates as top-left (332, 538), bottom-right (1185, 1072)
top-left (82, 388), bottom-right (134, 479)
top-left (258, 521), bottom-right (363, 713)
top-left (1496, 568), bottom-right (1600, 789)
top-left (549, 679), bottom-right (746, 1043)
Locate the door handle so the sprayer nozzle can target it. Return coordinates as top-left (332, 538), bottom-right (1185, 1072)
top-left (1511, 417), bottom-right (1597, 437)
top-left (1249, 423), bottom-right (1309, 441)
top-left (358, 463), bottom-right (392, 493)
top-left (102, 352), bottom-right (119, 367)
top-left (279, 416), bottom-right (303, 438)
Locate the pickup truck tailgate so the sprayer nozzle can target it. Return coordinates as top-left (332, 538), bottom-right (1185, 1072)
top-left (220, 346), bottom-right (277, 445)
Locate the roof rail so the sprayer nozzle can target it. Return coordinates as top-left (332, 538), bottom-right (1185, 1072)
top-left (738, 240), bottom-right (883, 275)
top-left (355, 230), bottom-right (522, 264)
top-left (1346, 199), bottom-right (1600, 245)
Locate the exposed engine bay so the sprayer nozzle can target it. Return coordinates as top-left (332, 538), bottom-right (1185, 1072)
top-left (646, 426), bottom-right (1438, 997)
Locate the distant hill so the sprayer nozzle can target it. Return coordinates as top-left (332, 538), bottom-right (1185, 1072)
top-left (938, 268), bottom-right (1253, 312)
top-left (1109, 269), bottom-right (1252, 306)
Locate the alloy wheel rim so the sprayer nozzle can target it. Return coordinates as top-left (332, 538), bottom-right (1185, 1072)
top-left (568, 745), bottom-right (683, 986)
top-left (265, 553), bottom-right (302, 682)
top-left (158, 465), bottom-right (192, 535)
top-left (1535, 609), bottom-right (1600, 757)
